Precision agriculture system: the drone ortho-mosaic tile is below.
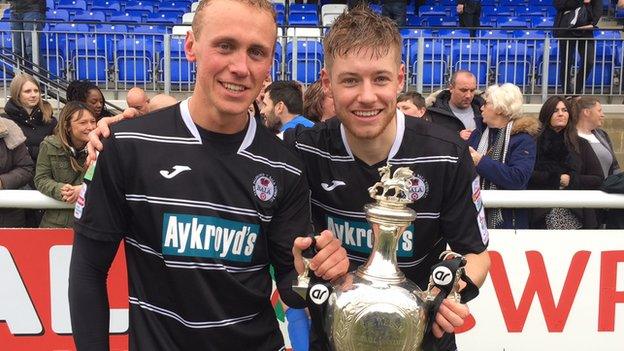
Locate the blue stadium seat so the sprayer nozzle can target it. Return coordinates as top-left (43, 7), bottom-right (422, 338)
top-left (286, 40), bottom-right (323, 83)
top-left (90, 0), bottom-right (121, 15)
top-left (158, 4), bottom-right (190, 13)
top-left (425, 16), bottom-right (444, 27)
top-left (57, 0), bottom-right (87, 11)
top-left (116, 37), bottom-right (158, 82)
top-left (515, 6), bottom-right (546, 17)
top-left (133, 25), bottom-right (167, 34)
top-left (146, 12), bottom-right (181, 24)
top-left (272, 41), bottom-right (282, 80)
top-left (289, 4), bottom-right (318, 14)
top-left (72, 10), bottom-right (106, 23)
top-left (53, 23), bottom-right (91, 33)
top-left (419, 5), bottom-right (448, 16)
top-left (535, 41), bottom-right (560, 87)
top-left (409, 40), bottom-right (448, 86)
top-left (108, 13), bottom-right (143, 24)
top-left (123, 5), bottom-right (154, 17)
top-left (125, 0), bottom-right (160, 8)
top-left (498, 17), bottom-right (530, 28)
top-left (529, 0), bottom-right (553, 5)
top-left (273, 3), bottom-right (285, 15)
top-left (73, 36), bottom-right (109, 83)
top-left (532, 16), bottom-right (554, 28)
top-left (160, 37), bottom-right (195, 84)
top-left (40, 33), bottom-right (66, 78)
top-left (95, 24), bottom-right (129, 34)
top-left (276, 12), bottom-right (285, 26)
top-left (369, 3), bottom-right (382, 14)
top-left (478, 29), bottom-right (513, 39)
top-left (438, 29), bottom-right (471, 38)
top-left (47, 9), bottom-right (71, 22)
top-left (493, 42), bottom-right (535, 85)
top-left (587, 30), bottom-right (623, 89)
top-left (440, 19), bottom-right (458, 27)
top-left (1, 9), bottom-right (10, 20)
top-left (406, 14), bottom-right (425, 26)
top-left (451, 42), bottom-right (490, 85)
top-left (289, 13), bottom-right (319, 26)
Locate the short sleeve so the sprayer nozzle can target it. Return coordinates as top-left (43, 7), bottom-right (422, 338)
top-left (73, 136), bottom-right (130, 243)
top-left (440, 144), bottom-right (489, 255)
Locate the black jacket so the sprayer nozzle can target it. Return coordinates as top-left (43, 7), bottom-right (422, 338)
top-left (2, 98), bottom-right (56, 165)
top-left (528, 128), bottom-right (603, 228)
top-left (554, 0), bottom-right (602, 38)
top-left (9, 0), bottom-right (46, 13)
top-left (424, 89), bottom-right (485, 133)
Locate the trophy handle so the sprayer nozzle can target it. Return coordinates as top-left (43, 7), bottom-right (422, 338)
top-left (292, 235), bottom-right (317, 299)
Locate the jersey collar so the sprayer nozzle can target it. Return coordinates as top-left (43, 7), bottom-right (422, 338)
top-left (180, 98), bottom-right (256, 147)
top-left (339, 109), bottom-right (406, 161)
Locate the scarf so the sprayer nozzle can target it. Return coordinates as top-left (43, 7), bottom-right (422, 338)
top-left (476, 121), bottom-right (513, 228)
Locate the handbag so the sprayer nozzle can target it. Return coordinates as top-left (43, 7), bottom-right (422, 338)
top-left (545, 208), bottom-right (583, 230)
top-left (560, 5), bottom-right (590, 28)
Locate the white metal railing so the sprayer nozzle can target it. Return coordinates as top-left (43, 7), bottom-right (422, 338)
top-left (0, 190), bottom-right (622, 210)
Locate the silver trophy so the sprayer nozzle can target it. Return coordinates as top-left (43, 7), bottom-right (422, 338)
top-left (294, 165), bottom-right (466, 351)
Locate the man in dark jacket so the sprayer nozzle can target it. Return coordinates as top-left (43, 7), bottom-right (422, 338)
top-left (9, 0), bottom-right (46, 63)
top-left (424, 70), bottom-right (484, 139)
top-left (457, 0), bottom-right (481, 37)
top-left (554, 0), bottom-right (602, 94)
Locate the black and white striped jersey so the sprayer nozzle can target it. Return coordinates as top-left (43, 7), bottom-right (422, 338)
top-left (75, 100), bottom-right (310, 350)
top-left (286, 111), bottom-right (489, 289)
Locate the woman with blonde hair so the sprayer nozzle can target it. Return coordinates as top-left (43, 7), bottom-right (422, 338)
top-left (3, 73), bottom-right (56, 165)
top-left (468, 83), bottom-right (540, 229)
top-left (34, 101), bottom-right (96, 228)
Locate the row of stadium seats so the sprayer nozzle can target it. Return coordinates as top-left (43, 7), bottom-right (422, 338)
top-left (1, 28), bottom-right (621, 91)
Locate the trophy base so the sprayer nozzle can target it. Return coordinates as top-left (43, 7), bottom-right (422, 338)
top-left (327, 272), bottom-right (428, 351)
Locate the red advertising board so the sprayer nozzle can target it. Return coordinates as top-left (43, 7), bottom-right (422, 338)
top-left (1, 229), bottom-right (623, 350)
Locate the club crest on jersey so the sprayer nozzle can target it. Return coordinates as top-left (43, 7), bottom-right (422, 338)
top-left (410, 175), bottom-right (429, 201)
top-left (253, 174), bottom-right (277, 202)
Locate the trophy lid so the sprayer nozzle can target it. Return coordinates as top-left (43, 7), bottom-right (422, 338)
top-left (366, 164), bottom-right (417, 224)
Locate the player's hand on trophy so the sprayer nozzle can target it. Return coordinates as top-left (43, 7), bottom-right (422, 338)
top-left (293, 230), bottom-right (348, 281)
top-left (432, 298), bottom-right (471, 338)
top-left (86, 108), bottom-right (140, 164)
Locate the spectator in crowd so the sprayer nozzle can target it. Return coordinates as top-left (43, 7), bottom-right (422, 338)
top-left (66, 80), bottom-right (114, 120)
top-left (3, 73), bottom-right (56, 165)
top-left (126, 87), bottom-right (150, 115)
top-left (256, 75), bottom-right (272, 111)
top-left (468, 83), bottom-right (539, 229)
top-left (457, 0), bottom-right (481, 37)
top-left (9, 0), bottom-right (45, 63)
top-left (382, 0), bottom-right (407, 26)
top-left (554, 0), bottom-right (602, 95)
top-left (148, 94), bottom-right (178, 112)
top-left (397, 91), bottom-right (427, 119)
top-left (0, 116), bottom-right (34, 227)
top-left (575, 97), bottom-right (621, 178)
top-left (260, 80), bottom-right (313, 136)
top-left (575, 97), bottom-right (622, 228)
top-left (529, 96), bottom-right (603, 229)
top-left (34, 101), bottom-right (96, 228)
top-left (303, 79), bottom-right (335, 123)
top-left (425, 70), bottom-right (484, 140)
